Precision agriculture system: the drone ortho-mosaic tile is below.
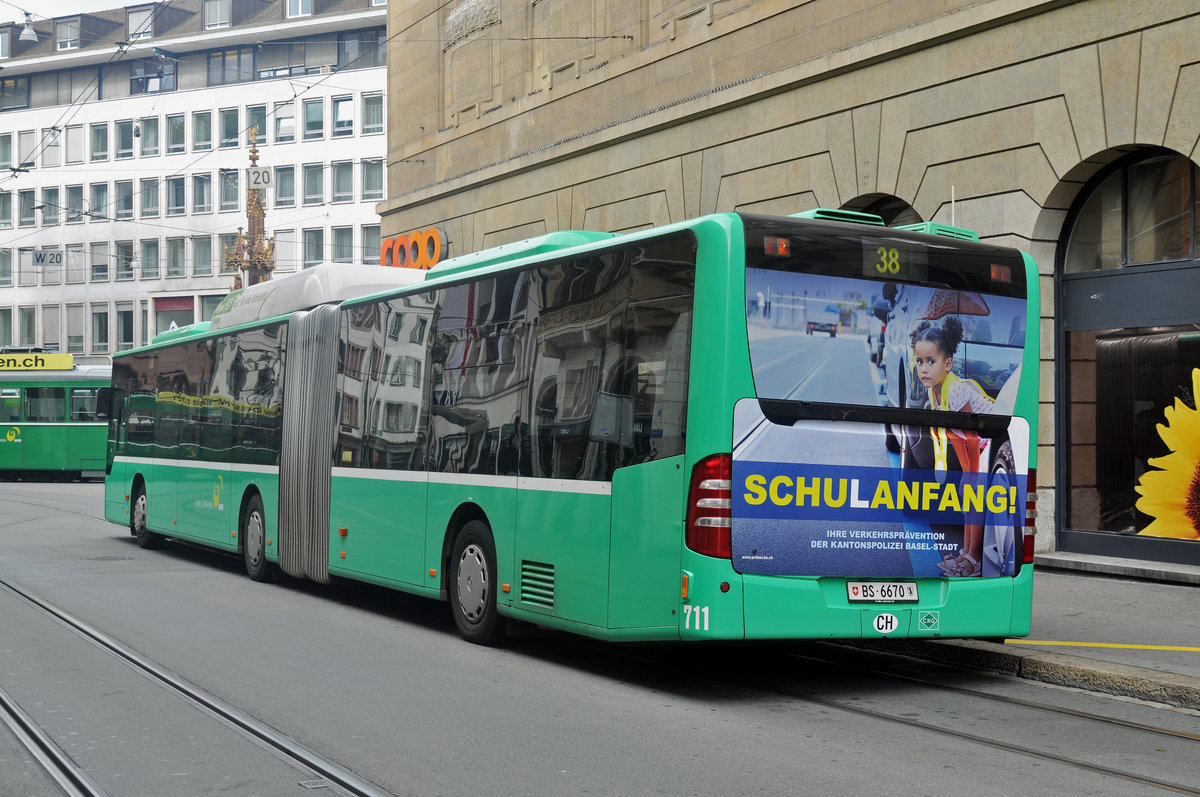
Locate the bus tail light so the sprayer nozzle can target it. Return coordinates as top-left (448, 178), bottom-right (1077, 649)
top-left (686, 454), bottom-right (732, 559)
top-left (1022, 468), bottom-right (1037, 564)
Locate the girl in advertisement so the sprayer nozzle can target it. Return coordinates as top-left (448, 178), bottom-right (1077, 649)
top-left (911, 316), bottom-right (993, 576)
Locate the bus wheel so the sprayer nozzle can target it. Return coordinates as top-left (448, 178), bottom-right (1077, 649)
top-left (242, 494), bottom-right (272, 583)
top-left (131, 486), bottom-right (164, 550)
top-left (450, 520), bottom-right (503, 645)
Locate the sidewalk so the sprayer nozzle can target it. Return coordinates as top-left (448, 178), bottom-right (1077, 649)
top-left (898, 554), bottom-right (1200, 710)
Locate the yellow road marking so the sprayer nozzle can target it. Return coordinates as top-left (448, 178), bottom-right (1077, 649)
top-left (1005, 639), bottom-right (1200, 653)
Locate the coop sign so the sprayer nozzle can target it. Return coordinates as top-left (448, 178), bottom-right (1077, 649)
top-left (380, 227), bottom-right (446, 270)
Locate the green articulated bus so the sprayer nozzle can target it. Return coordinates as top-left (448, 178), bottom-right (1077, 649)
top-left (1, 351), bottom-right (111, 480)
top-left (103, 210), bottom-right (1039, 644)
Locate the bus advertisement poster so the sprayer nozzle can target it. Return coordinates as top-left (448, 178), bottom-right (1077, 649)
top-left (730, 401), bottom-right (1029, 578)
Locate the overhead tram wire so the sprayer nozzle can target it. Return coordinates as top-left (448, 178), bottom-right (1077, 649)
top-left (0, 0), bottom-right (181, 190)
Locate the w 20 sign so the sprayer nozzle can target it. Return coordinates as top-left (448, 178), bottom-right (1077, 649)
top-left (33, 251), bottom-right (64, 266)
top-left (247, 167), bottom-right (272, 189)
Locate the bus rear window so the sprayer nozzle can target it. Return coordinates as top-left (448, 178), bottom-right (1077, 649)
top-left (742, 217), bottom-right (1028, 410)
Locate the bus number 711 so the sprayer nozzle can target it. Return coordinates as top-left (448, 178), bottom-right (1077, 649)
top-left (683, 605), bottom-right (710, 631)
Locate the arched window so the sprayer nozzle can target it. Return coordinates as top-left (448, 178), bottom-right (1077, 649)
top-left (1064, 152), bottom-right (1200, 272)
top-left (1059, 150), bottom-right (1200, 560)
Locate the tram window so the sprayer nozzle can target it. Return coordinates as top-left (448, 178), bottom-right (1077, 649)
top-left (1, 388), bottom-right (20, 422)
top-left (25, 387), bottom-right (66, 422)
top-left (70, 388), bottom-right (98, 421)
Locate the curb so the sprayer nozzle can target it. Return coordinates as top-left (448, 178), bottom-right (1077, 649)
top-left (878, 639), bottom-right (1200, 711)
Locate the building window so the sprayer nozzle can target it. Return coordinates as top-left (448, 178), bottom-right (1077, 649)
top-left (116, 180), bottom-right (133, 220)
top-left (116, 120), bottom-right (134, 159)
top-left (208, 48), bottom-right (253, 86)
top-left (18, 190), bottom-right (34, 227)
top-left (130, 59), bottom-right (175, 94)
top-left (362, 94), bottom-right (383, 134)
top-left (0, 29), bottom-right (9, 60)
top-left (0, 192), bottom-right (10, 229)
top-left (303, 164), bottom-right (323, 205)
top-left (17, 130), bottom-right (34, 168)
top-left (41, 188), bottom-right (59, 224)
top-left (332, 96), bottom-right (353, 137)
top-left (247, 104), bottom-right (266, 144)
top-left (0, 249), bottom-right (10, 288)
top-left (90, 242), bottom-right (109, 281)
top-left (1061, 152), bottom-right (1200, 547)
top-left (66, 185), bottom-right (84, 222)
top-left (40, 246), bottom-right (61, 284)
top-left (1065, 154), bottom-right (1199, 272)
top-left (193, 111), bottom-right (212, 151)
top-left (167, 114), bottom-right (185, 153)
top-left (166, 177), bottom-right (185, 215)
top-left (331, 161), bottom-right (352, 203)
top-left (274, 166), bottom-right (295, 207)
top-left (42, 127), bottom-right (61, 166)
top-left (362, 224), bottom-right (380, 264)
top-left (303, 99), bottom-right (323, 140)
top-left (193, 235), bottom-right (212, 276)
top-left (90, 183), bottom-right (108, 221)
top-left (220, 170), bottom-right (238, 211)
top-left (66, 305), bottom-right (84, 353)
top-left (66, 243), bottom-right (84, 283)
top-left (362, 159), bottom-right (383, 200)
top-left (204, 0), bottom-right (231, 29)
top-left (273, 229), bottom-right (295, 271)
top-left (332, 226), bottom-right (353, 263)
top-left (140, 177), bottom-right (159, 217)
top-left (218, 233), bottom-right (238, 272)
top-left (0, 77), bottom-right (29, 111)
top-left (91, 305), bottom-right (109, 354)
top-left (220, 108), bottom-right (239, 148)
top-left (275, 101), bottom-right (295, 143)
top-left (288, 0), bottom-right (312, 18)
top-left (303, 228), bottom-right (323, 268)
top-left (0, 133), bottom-right (11, 168)
top-left (128, 8), bottom-right (152, 40)
top-left (57, 19), bottom-right (80, 51)
top-left (42, 305), bottom-right (60, 351)
top-left (115, 241), bottom-right (134, 280)
top-left (65, 126), bottom-right (84, 163)
top-left (140, 239), bottom-right (159, 279)
top-left (167, 238), bottom-right (185, 277)
top-left (193, 173), bottom-right (212, 213)
top-left (338, 29), bottom-right (385, 69)
top-left (90, 123), bottom-right (108, 161)
top-left (116, 304), bottom-right (134, 351)
top-left (140, 116), bottom-right (159, 156)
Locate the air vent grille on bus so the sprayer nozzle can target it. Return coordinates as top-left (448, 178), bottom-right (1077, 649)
top-left (520, 560), bottom-right (555, 609)
top-left (894, 221), bottom-right (980, 241)
top-left (788, 208), bottom-right (885, 226)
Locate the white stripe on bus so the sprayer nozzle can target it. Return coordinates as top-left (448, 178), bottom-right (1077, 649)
top-left (114, 456), bottom-right (279, 476)
top-left (332, 467), bottom-right (611, 496)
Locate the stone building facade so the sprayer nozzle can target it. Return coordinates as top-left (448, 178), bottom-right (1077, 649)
top-left (379, 0), bottom-right (1200, 566)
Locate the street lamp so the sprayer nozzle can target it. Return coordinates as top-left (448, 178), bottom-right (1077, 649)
top-left (19, 13), bottom-right (38, 44)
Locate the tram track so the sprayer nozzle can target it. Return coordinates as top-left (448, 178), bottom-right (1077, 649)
top-left (779, 643), bottom-right (1200, 796)
top-left (591, 639), bottom-right (1200, 796)
top-left (0, 683), bottom-right (106, 797)
top-left (0, 576), bottom-right (394, 797)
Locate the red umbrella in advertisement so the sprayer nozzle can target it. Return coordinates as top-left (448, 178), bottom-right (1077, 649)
top-left (921, 289), bottom-right (990, 320)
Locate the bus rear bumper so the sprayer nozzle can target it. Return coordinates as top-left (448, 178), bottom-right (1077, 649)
top-left (738, 568), bottom-right (1033, 640)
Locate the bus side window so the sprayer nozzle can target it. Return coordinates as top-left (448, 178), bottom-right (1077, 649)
top-left (1, 388), bottom-right (20, 422)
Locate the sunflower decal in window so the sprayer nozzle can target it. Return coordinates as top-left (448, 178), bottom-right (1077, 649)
top-left (1135, 367), bottom-right (1200, 540)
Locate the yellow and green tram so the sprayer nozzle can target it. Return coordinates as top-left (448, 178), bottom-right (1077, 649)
top-left (1, 351), bottom-right (111, 480)
top-left (103, 211), bottom-right (1039, 644)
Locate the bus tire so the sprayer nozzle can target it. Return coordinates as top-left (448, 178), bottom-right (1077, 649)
top-left (241, 494), bottom-right (272, 583)
top-left (131, 486), bottom-right (164, 550)
top-left (449, 520), bottom-right (503, 645)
